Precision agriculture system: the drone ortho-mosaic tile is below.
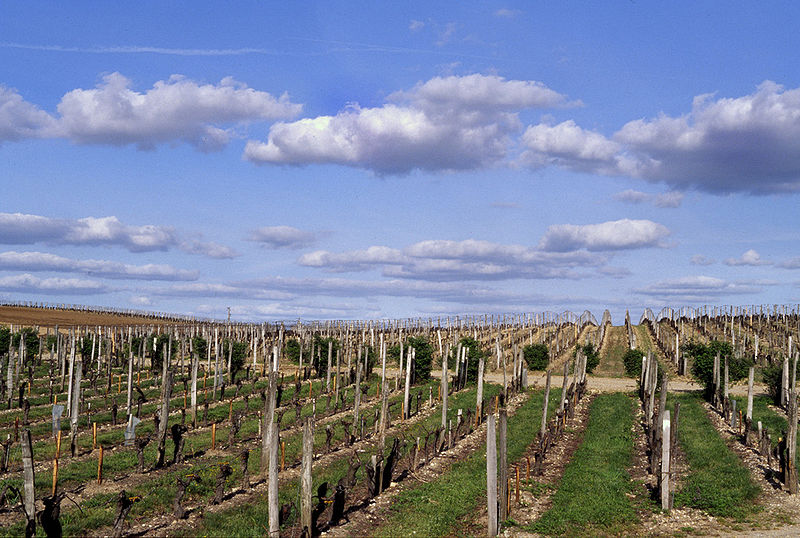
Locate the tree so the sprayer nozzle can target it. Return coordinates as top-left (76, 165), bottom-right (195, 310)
top-left (311, 335), bottom-right (339, 378)
top-left (191, 335), bottom-right (207, 362)
top-left (522, 343), bottom-right (549, 370)
top-left (224, 339), bottom-right (248, 381)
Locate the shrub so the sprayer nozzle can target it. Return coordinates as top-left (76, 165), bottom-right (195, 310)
top-left (450, 336), bottom-right (486, 384)
top-left (312, 335), bottom-right (340, 378)
top-left (762, 362), bottom-right (783, 406)
top-left (622, 348), bottom-right (645, 378)
top-left (191, 335), bottom-right (207, 361)
top-left (406, 336), bottom-right (434, 382)
top-left (573, 342), bottom-right (600, 374)
top-left (523, 343), bottom-right (549, 370)
top-left (284, 339), bottom-right (301, 364)
top-left (223, 339), bottom-right (248, 381)
top-left (683, 339), bottom-right (752, 399)
top-left (0, 327), bottom-right (10, 356)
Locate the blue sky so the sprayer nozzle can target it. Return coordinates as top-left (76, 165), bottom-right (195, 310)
top-left (1, 1), bottom-right (800, 322)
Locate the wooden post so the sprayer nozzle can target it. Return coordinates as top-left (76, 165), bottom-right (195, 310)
top-left (93, 422), bottom-right (97, 450)
top-left (540, 370), bottom-right (552, 438)
top-left (281, 441), bottom-right (285, 471)
top-left (51, 458), bottom-right (58, 496)
top-left (97, 445), bottom-right (104, 484)
top-left (788, 389), bottom-right (798, 494)
top-left (21, 430), bottom-right (35, 537)
top-left (301, 417), bottom-right (313, 535)
top-left (487, 413), bottom-right (498, 537)
top-left (661, 410), bottom-right (671, 509)
top-left (268, 422), bottom-right (280, 536)
top-left (499, 409), bottom-right (508, 521)
top-left (476, 354), bottom-right (485, 422)
top-left (211, 423), bottom-right (216, 450)
top-left (559, 361), bottom-right (569, 412)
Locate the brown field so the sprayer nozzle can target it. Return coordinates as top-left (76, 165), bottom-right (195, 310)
top-left (0, 305), bottom-right (199, 328)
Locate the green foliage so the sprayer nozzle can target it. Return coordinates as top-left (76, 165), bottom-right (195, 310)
top-left (191, 335), bottom-right (207, 361)
top-left (45, 334), bottom-right (58, 351)
top-left (311, 335), bottom-right (340, 378)
top-left (762, 362), bottom-right (783, 406)
top-left (683, 339), bottom-right (752, 398)
top-left (582, 342), bottom-right (601, 373)
top-left (224, 339), bottom-right (248, 380)
top-left (284, 339), bottom-right (301, 364)
top-left (451, 336), bottom-right (486, 384)
top-left (622, 348), bottom-right (645, 378)
top-left (147, 334), bottom-right (176, 372)
top-left (0, 326), bottom-right (10, 356)
top-left (406, 336), bottom-right (434, 382)
top-left (531, 393), bottom-right (637, 535)
top-left (11, 327), bottom-right (39, 360)
top-left (523, 343), bottom-right (549, 370)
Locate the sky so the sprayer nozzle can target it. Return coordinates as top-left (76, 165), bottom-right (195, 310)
top-left (1, 1), bottom-right (800, 323)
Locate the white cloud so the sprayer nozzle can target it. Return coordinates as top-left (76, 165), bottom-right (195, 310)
top-left (690, 254), bottom-right (715, 266)
top-left (538, 219), bottom-right (670, 252)
top-left (0, 250), bottom-right (198, 280)
top-left (179, 239), bottom-right (239, 259)
top-left (0, 273), bottom-right (110, 294)
top-left (409, 20), bottom-right (425, 31)
top-left (494, 8), bottom-right (521, 18)
top-left (635, 275), bottom-right (759, 301)
top-left (778, 257), bottom-right (800, 269)
top-left (54, 72), bottom-right (301, 151)
top-left (0, 212), bottom-right (176, 251)
top-left (521, 120), bottom-right (632, 175)
top-left (245, 73), bottom-right (573, 174)
top-left (0, 86), bottom-right (56, 142)
top-left (249, 226), bottom-right (317, 249)
top-left (613, 189), bottom-right (684, 208)
top-left (612, 189), bottom-right (649, 204)
top-left (297, 238), bottom-right (607, 281)
top-left (524, 81), bottom-right (800, 194)
top-left (299, 246), bottom-right (404, 272)
top-left (724, 249), bottom-right (772, 266)
top-left (0, 212), bottom-right (235, 258)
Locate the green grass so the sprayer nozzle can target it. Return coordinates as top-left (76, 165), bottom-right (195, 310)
top-left (530, 392), bottom-right (637, 536)
top-left (673, 392), bottom-right (760, 518)
top-left (370, 387), bottom-right (562, 537)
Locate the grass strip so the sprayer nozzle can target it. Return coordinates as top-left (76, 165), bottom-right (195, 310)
top-left (673, 392), bottom-right (760, 518)
top-left (530, 392), bottom-right (637, 536)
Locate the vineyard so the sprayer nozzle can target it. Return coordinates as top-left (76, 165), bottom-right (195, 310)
top-left (1, 304), bottom-right (800, 537)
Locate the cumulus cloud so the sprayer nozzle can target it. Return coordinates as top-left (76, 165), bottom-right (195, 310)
top-left (538, 219), bottom-right (670, 252)
top-left (690, 254), bottom-right (715, 266)
top-left (54, 72), bottom-right (301, 151)
top-left (0, 273), bottom-right (109, 294)
top-left (613, 189), bottom-right (684, 208)
top-left (523, 81), bottom-right (800, 194)
top-left (245, 73), bottom-right (574, 174)
top-left (0, 251), bottom-right (198, 280)
top-left (724, 249), bottom-right (772, 266)
top-left (778, 257), bottom-right (800, 269)
top-left (0, 212), bottom-right (235, 258)
top-left (297, 238), bottom-right (607, 281)
top-left (635, 275), bottom-right (759, 301)
top-left (249, 226), bottom-right (317, 249)
top-left (179, 239), bottom-right (239, 259)
top-left (0, 73), bottom-right (301, 151)
top-left (0, 86), bottom-right (56, 142)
